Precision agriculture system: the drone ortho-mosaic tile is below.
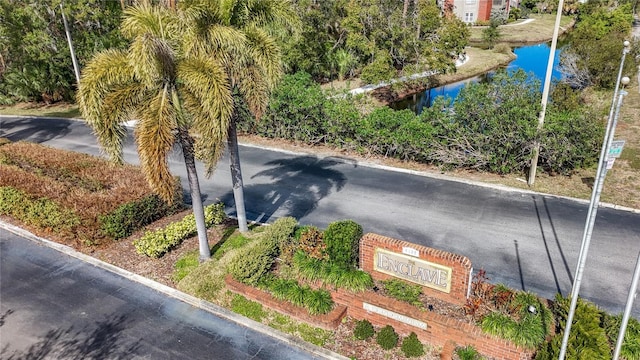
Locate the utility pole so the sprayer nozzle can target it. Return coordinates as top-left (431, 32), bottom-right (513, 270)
top-left (60, 1), bottom-right (80, 85)
top-left (528, 0), bottom-right (565, 186)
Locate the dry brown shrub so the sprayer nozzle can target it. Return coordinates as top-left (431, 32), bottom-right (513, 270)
top-left (0, 141), bottom-right (164, 245)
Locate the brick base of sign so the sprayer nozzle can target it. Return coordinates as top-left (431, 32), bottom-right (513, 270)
top-left (332, 287), bottom-right (534, 360)
top-left (224, 275), bottom-right (347, 330)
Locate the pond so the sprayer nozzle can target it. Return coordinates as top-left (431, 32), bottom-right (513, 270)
top-left (389, 43), bottom-right (562, 113)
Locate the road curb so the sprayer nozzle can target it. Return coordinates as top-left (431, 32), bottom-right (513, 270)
top-left (0, 220), bottom-right (350, 360)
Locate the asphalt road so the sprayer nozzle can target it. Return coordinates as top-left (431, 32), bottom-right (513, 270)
top-left (1, 116), bottom-right (639, 318)
top-left (0, 228), bottom-right (326, 360)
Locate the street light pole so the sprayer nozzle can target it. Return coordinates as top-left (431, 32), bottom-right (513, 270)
top-left (613, 249), bottom-right (640, 360)
top-left (558, 76), bottom-right (630, 360)
top-left (568, 41), bottom-right (631, 302)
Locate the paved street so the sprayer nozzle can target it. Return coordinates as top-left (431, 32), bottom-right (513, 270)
top-left (1, 116), bottom-right (639, 319)
top-left (0, 228), bottom-right (327, 360)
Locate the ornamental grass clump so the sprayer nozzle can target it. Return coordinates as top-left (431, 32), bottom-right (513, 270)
top-left (481, 291), bottom-right (551, 348)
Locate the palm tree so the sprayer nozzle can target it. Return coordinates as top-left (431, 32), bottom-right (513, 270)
top-left (181, 0), bottom-right (299, 233)
top-left (77, 3), bottom-right (236, 261)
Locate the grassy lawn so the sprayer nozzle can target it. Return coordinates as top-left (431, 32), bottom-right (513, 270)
top-left (0, 102), bottom-right (80, 118)
top-left (469, 14), bottom-right (575, 44)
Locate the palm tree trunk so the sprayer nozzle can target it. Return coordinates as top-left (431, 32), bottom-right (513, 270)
top-left (227, 116), bottom-right (249, 233)
top-left (178, 130), bottom-right (211, 261)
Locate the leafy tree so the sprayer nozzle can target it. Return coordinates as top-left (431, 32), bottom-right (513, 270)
top-left (560, 2), bottom-right (636, 89)
top-left (0, 0), bottom-right (125, 104)
top-left (78, 3), bottom-right (238, 260)
top-left (482, 18), bottom-right (502, 49)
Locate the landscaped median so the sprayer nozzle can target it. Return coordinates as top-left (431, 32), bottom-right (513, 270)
top-left (3, 139), bottom-right (640, 360)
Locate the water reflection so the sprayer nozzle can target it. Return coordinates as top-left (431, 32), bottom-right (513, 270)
top-left (390, 43), bottom-right (562, 113)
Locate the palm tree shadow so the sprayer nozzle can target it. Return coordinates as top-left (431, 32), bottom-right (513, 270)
top-left (220, 155), bottom-right (349, 223)
top-left (0, 117), bottom-right (72, 143)
top-left (1, 313), bottom-right (141, 360)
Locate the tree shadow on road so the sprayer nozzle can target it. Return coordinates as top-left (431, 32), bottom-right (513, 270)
top-left (0, 117), bottom-right (73, 143)
top-left (1, 313), bottom-right (141, 360)
top-left (219, 155), bottom-right (350, 223)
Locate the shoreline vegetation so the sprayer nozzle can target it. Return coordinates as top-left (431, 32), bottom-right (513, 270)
top-left (1, 14), bottom-right (639, 210)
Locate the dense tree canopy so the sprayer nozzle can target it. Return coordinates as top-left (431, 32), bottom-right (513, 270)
top-left (559, 1), bottom-right (637, 89)
top-left (0, 0), bottom-right (126, 104)
top-left (282, 0), bottom-right (469, 83)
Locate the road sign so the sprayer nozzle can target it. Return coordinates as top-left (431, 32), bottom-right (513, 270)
top-left (608, 140), bottom-right (626, 159)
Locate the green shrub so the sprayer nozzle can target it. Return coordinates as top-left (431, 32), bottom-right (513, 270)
top-left (456, 345), bottom-right (482, 360)
top-left (383, 279), bottom-right (422, 306)
top-left (294, 251), bottom-right (373, 292)
top-left (481, 291), bottom-right (551, 348)
top-left (401, 332), bottom-right (425, 358)
top-left (0, 186), bottom-right (80, 232)
top-left (535, 295), bottom-right (610, 360)
top-left (323, 219), bottom-right (363, 269)
top-left (603, 314), bottom-right (640, 360)
top-left (100, 194), bottom-right (181, 240)
top-left (354, 319), bottom-right (375, 340)
top-left (228, 217), bottom-right (296, 286)
top-left (231, 294), bottom-right (266, 322)
top-left (261, 276), bottom-right (334, 315)
top-left (376, 325), bottom-right (399, 350)
top-left (133, 203), bottom-right (226, 258)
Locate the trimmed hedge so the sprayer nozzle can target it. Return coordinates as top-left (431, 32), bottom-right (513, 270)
top-left (0, 186), bottom-right (80, 232)
top-left (100, 194), bottom-right (181, 240)
top-left (323, 219), bottom-right (363, 269)
top-left (376, 325), bottom-right (399, 350)
top-left (133, 203), bottom-right (226, 258)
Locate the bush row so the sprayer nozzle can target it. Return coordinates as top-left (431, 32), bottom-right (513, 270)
top-left (0, 140), bottom-right (179, 244)
top-left (100, 194), bottom-right (181, 240)
top-left (228, 217), bottom-right (297, 285)
top-left (133, 203), bottom-right (227, 258)
top-left (0, 186), bottom-right (80, 234)
top-left (353, 320), bottom-right (424, 357)
top-left (237, 71), bottom-right (603, 175)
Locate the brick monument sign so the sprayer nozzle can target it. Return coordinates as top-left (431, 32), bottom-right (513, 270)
top-left (360, 233), bottom-right (472, 305)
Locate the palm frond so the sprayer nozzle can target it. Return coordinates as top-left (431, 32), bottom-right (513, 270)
top-left (243, 25), bottom-right (282, 89)
top-left (178, 56), bottom-right (234, 175)
top-left (245, 0), bottom-right (300, 36)
top-left (234, 65), bottom-right (268, 119)
top-left (121, 4), bottom-right (177, 41)
top-left (134, 85), bottom-right (178, 201)
top-left (77, 49), bottom-right (136, 163)
top-left (129, 33), bottom-right (176, 87)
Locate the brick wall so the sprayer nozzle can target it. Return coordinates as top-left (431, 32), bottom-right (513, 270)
top-left (333, 288), bottom-right (534, 360)
top-left (360, 233), bottom-right (472, 306)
